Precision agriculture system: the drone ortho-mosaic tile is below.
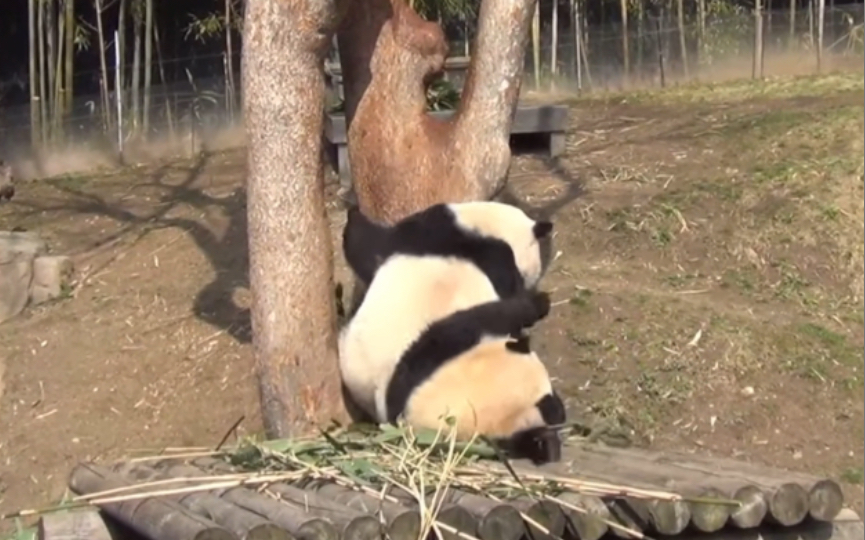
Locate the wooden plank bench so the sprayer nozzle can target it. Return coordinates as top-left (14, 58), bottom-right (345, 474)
top-left (323, 103), bottom-right (569, 188)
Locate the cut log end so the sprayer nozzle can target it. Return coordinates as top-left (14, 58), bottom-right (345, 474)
top-left (607, 498), bottom-right (649, 536)
top-left (689, 487), bottom-right (732, 533)
top-left (476, 505), bottom-right (524, 540)
top-left (729, 484), bottom-right (769, 529)
top-left (808, 479), bottom-right (845, 522)
top-left (297, 519), bottom-right (340, 540)
top-left (437, 505), bottom-right (477, 540)
top-left (647, 499), bottom-right (691, 535)
top-left (387, 511), bottom-right (422, 540)
top-left (516, 499), bottom-right (566, 540)
top-left (556, 493), bottom-right (610, 540)
top-left (343, 515), bottom-right (383, 540)
top-left (768, 482), bottom-right (810, 526)
top-left (246, 524), bottom-right (295, 540)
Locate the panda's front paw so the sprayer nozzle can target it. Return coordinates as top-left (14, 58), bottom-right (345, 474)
top-left (527, 290), bottom-right (551, 320)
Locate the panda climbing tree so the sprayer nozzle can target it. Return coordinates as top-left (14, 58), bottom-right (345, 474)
top-left (243, 0), bottom-right (541, 438)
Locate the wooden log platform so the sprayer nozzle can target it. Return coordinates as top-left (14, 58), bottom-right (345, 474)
top-left (322, 102), bottom-right (569, 189)
top-left (53, 442), bottom-right (859, 540)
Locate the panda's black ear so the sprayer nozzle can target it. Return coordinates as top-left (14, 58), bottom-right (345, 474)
top-left (533, 221), bottom-right (553, 239)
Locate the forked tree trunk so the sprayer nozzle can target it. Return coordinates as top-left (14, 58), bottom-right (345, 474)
top-left (336, 0), bottom-right (539, 224)
top-left (243, 0), bottom-right (344, 437)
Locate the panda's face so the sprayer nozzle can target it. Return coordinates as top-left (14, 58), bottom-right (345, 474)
top-left (452, 202), bottom-right (555, 289)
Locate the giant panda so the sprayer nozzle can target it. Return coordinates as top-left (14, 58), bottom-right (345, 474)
top-left (337, 201), bottom-right (565, 463)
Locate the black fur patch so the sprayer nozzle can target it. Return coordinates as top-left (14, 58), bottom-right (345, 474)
top-left (342, 206), bottom-right (392, 286)
top-left (496, 426), bottom-right (563, 465)
top-left (536, 392), bottom-right (566, 426)
top-left (341, 204), bottom-right (525, 299)
top-left (385, 290), bottom-right (551, 423)
top-left (533, 221), bottom-right (553, 239)
top-left (505, 334), bottom-right (532, 354)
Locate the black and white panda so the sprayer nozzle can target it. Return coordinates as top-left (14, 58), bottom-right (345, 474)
top-left (338, 201), bottom-right (565, 464)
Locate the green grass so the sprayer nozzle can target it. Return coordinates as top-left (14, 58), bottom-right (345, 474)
top-left (841, 467), bottom-right (865, 485)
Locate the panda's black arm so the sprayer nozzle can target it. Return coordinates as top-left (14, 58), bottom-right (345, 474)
top-left (342, 205), bottom-right (392, 284)
top-left (384, 291), bottom-right (551, 423)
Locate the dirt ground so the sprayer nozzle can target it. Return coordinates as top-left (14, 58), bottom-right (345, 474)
top-left (0, 71), bottom-right (863, 533)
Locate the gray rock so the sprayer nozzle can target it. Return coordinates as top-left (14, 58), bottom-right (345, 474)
top-left (0, 231), bottom-right (47, 262)
top-left (30, 255), bottom-right (74, 305)
top-left (0, 251), bottom-right (34, 324)
top-left (0, 231), bottom-right (50, 323)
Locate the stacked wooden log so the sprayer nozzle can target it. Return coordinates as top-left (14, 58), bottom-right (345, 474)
top-left (45, 443), bottom-right (858, 540)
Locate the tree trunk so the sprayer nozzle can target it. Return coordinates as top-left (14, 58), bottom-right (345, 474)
top-left (94, 0), bottom-right (112, 133)
top-left (29, 0), bottom-right (40, 149)
top-left (816, 0), bottom-right (825, 72)
top-left (143, 0), bottom-right (153, 136)
top-left (131, 1), bottom-right (142, 133)
top-left (620, 0), bottom-right (629, 83)
top-left (38, 0), bottom-right (48, 144)
top-left (753, 0), bottom-right (763, 79)
top-left (117, 0), bottom-right (126, 114)
top-left (336, 0), bottom-right (539, 224)
top-left (46, 0), bottom-right (56, 137)
top-left (637, 0), bottom-right (644, 80)
top-left (551, 0), bottom-right (558, 89)
top-left (64, 0), bottom-right (74, 116)
top-left (53, 9), bottom-right (65, 141)
top-left (789, 0), bottom-right (796, 48)
top-left (243, 0), bottom-right (344, 437)
top-left (677, 0), bottom-right (688, 78)
top-left (152, 16), bottom-right (175, 137)
top-left (225, 0), bottom-right (236, 122)
top-left (697, 0), bottom-right (705, 71)
top-left (532, 2), bottom-right (541, 88)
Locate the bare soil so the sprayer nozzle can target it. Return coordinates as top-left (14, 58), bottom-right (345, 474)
top-left (1, 72), bottom-right (863, 532)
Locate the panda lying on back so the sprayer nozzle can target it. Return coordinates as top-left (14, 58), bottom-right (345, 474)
top-left (339, 201), bottom-right (566, 464)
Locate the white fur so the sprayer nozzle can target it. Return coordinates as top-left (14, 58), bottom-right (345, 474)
top-left (338, 256), bottom-right (498, 421)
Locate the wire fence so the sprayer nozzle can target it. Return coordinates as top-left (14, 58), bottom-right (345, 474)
top-left (0, 5), bottom-right (861, 161)
top-left (521, 5), bottom-right (864, 90)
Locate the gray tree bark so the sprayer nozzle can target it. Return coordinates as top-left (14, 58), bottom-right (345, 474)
top-left (243, 0), bottom-right (345, 437)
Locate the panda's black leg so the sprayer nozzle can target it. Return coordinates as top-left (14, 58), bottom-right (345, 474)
top-left (434, 289), bottom-right (551, 343)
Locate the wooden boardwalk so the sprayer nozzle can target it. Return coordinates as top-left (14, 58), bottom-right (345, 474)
top-left (39, 442), bottom-right (861, 540)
